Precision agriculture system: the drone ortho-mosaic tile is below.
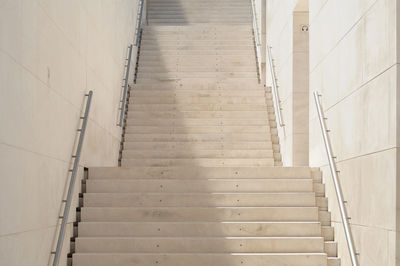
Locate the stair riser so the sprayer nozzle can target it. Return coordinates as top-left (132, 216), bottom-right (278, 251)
top-left (136, 78), bottom-right (259, 84)
top-left (137, 67), bottom-right (257, 72)
top-left (132, 82), bottom-right (262, 89)
top-left (128, 105), bottom-right (270, 111)
top-left (78, 222), bottom-right (322, 237)
top-left (130, 98), bottom-right (266, 104)
top-left (123, 134), bottom-right (271, 142)
top-left (122, 150), bottom-right (274, 159)
top-left (124, 126), bottom-right (271, 134)
top-left (83, 193), bottom-right (316, 207)
top-left (81, 207), bottom-right (320, 222)
top-left (137, 73), bottom-right (258, 79)
top-left (76, 237), bottom-right (324, 253)
top-left (120, 158), bottom-right (275, 167)
top-left (127, 111), bottom-right (269, 118)
top-left (86, 179), bottom-right (314, 193)
top-left (88, 167), bottom-right (313, 179)
top-left (130, 90), bottom-right (264, 97)
top-left (139, 50), bottom-right (255, 56)
top-left (73, 254), bottom-right (328, 266)
top-left (123, 142), bottom-right (273, 150)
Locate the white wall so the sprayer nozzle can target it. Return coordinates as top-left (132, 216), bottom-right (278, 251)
top-left (0, 0), bottom-right (139, 265)
top-left (267, 0), bottom-right (398, 264)
top-left (266, 0), bottom-right (309, 166)
top-left (309, 0), bottom-right (398, 265)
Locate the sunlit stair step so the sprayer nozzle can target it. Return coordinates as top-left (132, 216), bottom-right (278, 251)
top-left (122, 149), bottom-right (273, 159)
top-left (75, 237), bottom-right (324, 253)
top-left (120, 158), bottom-right (275, 167)
top-left (130, 90), bottom-right (265, 97)
top-left (73, 253), bottom-right (328, 266)
top-left (125, 125), bottom-right (270, 134)
top-left (88, 166), bottom-right (314, 179)
top-left (139, 50), bottom-right (255, 56)
top-left (78, 221), bottom-right (323, 237)
top-left (126, 119), bottom-right (270, 126)
top-left (85, 179), bottom-right (314, 193)
top-left (123, 133), bottom-right (271, 142)
top-left (129, 105), bottom-right (269, 112)
top-left (80, 206), bottom-right (320, 222)
top-left (83, 192), bottom-right (316, 207)
top-left (132, 80), bottom-right (261, 89)
top-left (130, 96), bottom-right (266, 104)
top-left (123, 141), bottom-right (273, 150)
top-left (126, 111), bottom-right (270, 119)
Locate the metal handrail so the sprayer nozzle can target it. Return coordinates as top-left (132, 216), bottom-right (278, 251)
top-left (118, 44), bottom-right (133, 127)
top-left (136, 0), bottom-right (146, 46)
top-left (250, 0), bottom-right (261, 82)
top-left (267, 46), bottom-right (284, 127)
top-left (52, 91), bottom-right (93, 266)
top-left (313, 91), bottom-right (359, 266)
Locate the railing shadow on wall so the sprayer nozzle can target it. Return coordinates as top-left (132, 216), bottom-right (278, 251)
top-left (49, 91), bottom-right (93, 266)
top-left (250, 0), bottom-right (262, 82)
top-left (313, 91), bottom-right (359, 266)
top-left (118, 0), bottom-right (146, 166)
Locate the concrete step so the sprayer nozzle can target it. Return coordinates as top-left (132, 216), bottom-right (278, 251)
top-left (73, 253), bottom-right (328, 266)
top-left (322, 226), bottom-right (334, 241)
top-left (136, 62), bottom-right (255, 69)
top-left (129, 105), bottom-right (269, 112)
top-left (122, 149), bottom-right (274, 159)
top-left (147, 14), bottom-right (251, 19)
top-left (139, 50), bottom-right (255, 56)
top-left (130, 96), bottom-right (266, 104)
top-left (83, 192), bottom-right (316, 207)
top-left (324, 242), bottom-right (337, 257)
top-left (130, 90), bottom-right (264, 97)
top-left (123, 133), bottom-right (271, 142)
top-left (148, 18), bottom-right (251, 22)
top-left (120, 158), bottom-right (275, 167)
top-left (137, 72), bottom-right (258, 79)
top-left (86, 179), bottom-right (314, 193)
top-left (88, 166), bottom-right (314, 179)
top-left (132, 81), bottom-right (261, 90)
top-left (125, 118), bottom-right (270, 126)
top-left (141, 44), bottom-right (254, 49)
top-left (136, 78), bottom-right (259, 84)
top-left (123, 141), bottom-right (273, 150)
top-left (140, 41), bottom-right (254, 47)
top-left (142, 34), bottom-right (253, 40)
top-left (137, 66), bottom-right (257, 72)
top-left (142, 25), bottom-right (252, 31)
top-left (126, 111), bottom-right (270, 119)
top-left (78, 221), bottom-right (323, 237)
top-left (75, 237), bottom-right (324, 253)
top-left (80, 206), bottom-right (320, 222)
top-left (328, 257), bottom-right (341, 266)
top-left (124, 125), bottom-right (271, 134)
top-left (138, 55), bottom-right (257, 61)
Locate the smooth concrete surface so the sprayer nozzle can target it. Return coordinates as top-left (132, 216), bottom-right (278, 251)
top-left (0, 0), bottom-right (139, 265)
top-left (266, 0), bottom-right (310, 166)
top-left (266, 0), bottom-right (399, 264)
top-left (307, 0), bottom-right (397, 265)
top-left (70, 0), bottom-right (336, 264)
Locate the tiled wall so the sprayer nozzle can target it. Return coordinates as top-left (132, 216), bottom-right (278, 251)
top-left (0, 0), bottom-right (139, 265)
top-left (309, 0), bottom-right (397, 265)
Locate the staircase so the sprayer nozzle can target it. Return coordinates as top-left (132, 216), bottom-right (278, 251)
top-left (71, 0), bottom-right (340, 265)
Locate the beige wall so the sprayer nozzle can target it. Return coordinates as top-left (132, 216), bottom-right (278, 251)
top-left (268, 0), bottom-right (398, 265)
top-left (309, 0), bottom-right (398, 265)
top-left (0, 0), bottom-right (139, 265)
top-left (266, 0), bottom-right (309, 166)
